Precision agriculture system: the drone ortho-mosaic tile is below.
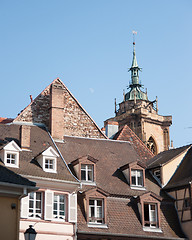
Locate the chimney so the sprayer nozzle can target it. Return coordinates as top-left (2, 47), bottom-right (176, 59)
top-left (30, 95), bottom-right (33, 102)
top-left (20, 125), bottom-right (31, 149)
top-left (49, 80), bottom-right (65, 140)
top-left (104, 120), bottom-right (119, 139)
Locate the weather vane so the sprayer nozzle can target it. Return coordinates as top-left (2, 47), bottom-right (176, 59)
top-left (132, 30), bottom-right (137, 45)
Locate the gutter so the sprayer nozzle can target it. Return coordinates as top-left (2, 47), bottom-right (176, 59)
top-left (77, 231), bottom-right (186, 240)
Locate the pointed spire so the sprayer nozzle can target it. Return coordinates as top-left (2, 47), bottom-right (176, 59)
top-left (125, 35), bottom-right (148, 102)
top-left (131, 42), bottom-right (138, 68)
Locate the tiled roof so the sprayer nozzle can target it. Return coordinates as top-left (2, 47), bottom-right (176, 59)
top-left (58, 136), bottom-right (162, 197)
top-left (0, 124), bottom-right (78, 183)
top-left (0, 164), bottom-right (36, 187)
top-left (165, 146), bottom-right (192, 189)
top-left (0, 117), bottom-right (13, 124)
top-left (147, 144), bottom-right (191, 169)
top-left (113, 125), bottom-right (154, 163)
top-left (77, 197), bottom-right (184, 239)
top-left (56, 136), bottom-right (184, 238)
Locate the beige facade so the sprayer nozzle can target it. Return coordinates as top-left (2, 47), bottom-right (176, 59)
top-left (161, 148), bottom-right (189, 186)
top-left (0, 196), bottom-right (20, 240)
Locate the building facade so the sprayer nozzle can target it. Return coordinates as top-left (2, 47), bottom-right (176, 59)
top-left (0, 79), bottom-right (185, 239)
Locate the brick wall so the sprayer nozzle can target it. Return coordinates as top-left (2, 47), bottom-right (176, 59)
top-left (14, 79), bottom-right (105, 140)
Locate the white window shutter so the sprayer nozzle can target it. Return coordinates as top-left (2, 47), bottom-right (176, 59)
top-left (20, 195), bottom-right (29, 218)
top-left (68, 193), bottom-right (77, 223)
top-left (45, 190), bottom-right (53, 220)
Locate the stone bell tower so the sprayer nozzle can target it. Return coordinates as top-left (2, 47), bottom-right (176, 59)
top-left (104, 41), bottom-right (172, 154)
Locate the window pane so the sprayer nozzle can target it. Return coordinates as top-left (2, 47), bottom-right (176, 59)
top-left (81, 170), bottom-right (86, 180)
top-left (132, 176), bottom-right (136, 185)
top-left (144, 204), bottom-right (149, 221)
top-left (88, 170), bottom-right (93, 181)
top-left (53, 194), bottom-right (65, 220)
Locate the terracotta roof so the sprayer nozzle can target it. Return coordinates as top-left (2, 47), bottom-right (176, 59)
top-left (0, 117), bottom-right (13, 124)
top-left (77, 196), bottom-right (184, 239)
top-left (147, 144), bottom-right (191, 169)
top-left (0, 124), bottom-right (78, 183)
top-left (164, 146), bottom-right (192, 189)
top-left (113, 125), bottom-right (154, 163)
top-left (0, 164), bottom-right (36, 187)
top-left (57, 136), bottom-right (161, 197)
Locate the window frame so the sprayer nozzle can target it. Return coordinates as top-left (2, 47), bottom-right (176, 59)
top-left (144, 202), bottom-right (158, 228)
top-left (131, 169), bottom-right (144, 187)
top-left (28, 191), bottom-right (43, 219)
top-left (88, 198), bottom-right (104, 224)
top-left (43, 156), bottom-right (57, 173)
top-left (81, 164), bottom-right (94, 182)
top-left (53, 193), bottom-right (66, 221)
top-left (4, 150), bottom-right (19, 168)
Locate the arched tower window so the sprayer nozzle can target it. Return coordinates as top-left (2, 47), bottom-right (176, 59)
top-left (147, 137), bottom-right (157, 155)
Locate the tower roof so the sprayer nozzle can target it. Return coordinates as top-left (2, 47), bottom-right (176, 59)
top-left (130, 42), bottom-right (139, 68)
top-left (126, 41), bottom-right (148, 101)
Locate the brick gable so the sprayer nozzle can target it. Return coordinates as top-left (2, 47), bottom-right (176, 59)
top-left (14, 78), bottom-right (106, 140)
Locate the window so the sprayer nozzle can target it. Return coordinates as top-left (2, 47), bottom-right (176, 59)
top-left (3, 140), bottom-right (21, 168)
top-left (6, 153), bottom-right (16, 165)
top-left (53, 194), bottom-right (65, 220)
top-left (29, 192), bottom-right (42, 219)
top-left (45, 159), bottom-right (54, 170)
top-left (153, 169), bottom-right (161, 180)
top-left (131, 169), bottom-right (143, 187)
top-left (144, 203), bottom-right (158, 228)
top-left (89, 199), bottom-right (104, 224)
top-left (81, 164), bottom-right (94, 182)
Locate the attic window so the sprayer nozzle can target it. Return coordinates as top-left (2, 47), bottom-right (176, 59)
top-left (3, 140), bottom-right (22, 168)
top-left (81, 164), bottom-right (94, 182)
top-left (6, 153), bottom-right (16, 165)
top-left (89, 199), bottom-right (104, 224)
top-left (153, 169), bottom-right (161, 180)
top-left (144, 203), bottom-right (158, 228)
top-left (36, 146), bottom-right (59, 173)
top-left (131, 169), bottom-right (143, 187)
top-left (45, 159), bottom-right (54, 170)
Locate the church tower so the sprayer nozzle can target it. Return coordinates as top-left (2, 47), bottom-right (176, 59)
top-left (104, 41), bottom-right (172, 154)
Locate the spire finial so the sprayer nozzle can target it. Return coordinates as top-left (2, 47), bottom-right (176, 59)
top-left (132, 30), bottom-right (137, 46)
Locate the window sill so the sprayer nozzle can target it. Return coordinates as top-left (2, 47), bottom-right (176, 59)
top-left (88, 223), bottom-right (108, 228)
top-left (130, 186), bottom-right (146, 190)
top-left (81, 181), bottom-right (96, 186)
top-left (143, 227), bottom-right (162, 233)
top-left (5, 164), bottom-right (19, 168)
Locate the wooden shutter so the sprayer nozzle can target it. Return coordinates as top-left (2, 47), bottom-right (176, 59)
top-left (45, 190), bottom-right (53, 220)
top-left (20, 195), bottom-right (29, 218)
top-left (68, 193), bottom-right (77, 223)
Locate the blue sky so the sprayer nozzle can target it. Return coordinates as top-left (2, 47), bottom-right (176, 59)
top-left (0, 0), bottom-right (192, 148)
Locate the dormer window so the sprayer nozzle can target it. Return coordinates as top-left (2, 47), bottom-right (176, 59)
top-left (131, 169), bottom-right (143, 187)
top-left (81, 164), bottom-right (94, 182)
top-left (120, 161), bottom-right (146, 190)
top-left (138, 192), bottom-right (162, 232)
top-left (89, 199), bottom-right (104, 223)
top-left (7, 153), bottom-right (16, 165)
top-left (144, 203), bottom-right (158, 228)
top-left (70, 155), bottom-right (98, 184)
top-left (36, 146), bottom-right (59, 173)
top-left (1, 140), bottom-right (22, 168)
top-left (45, 158), bottom-right (54, 170)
